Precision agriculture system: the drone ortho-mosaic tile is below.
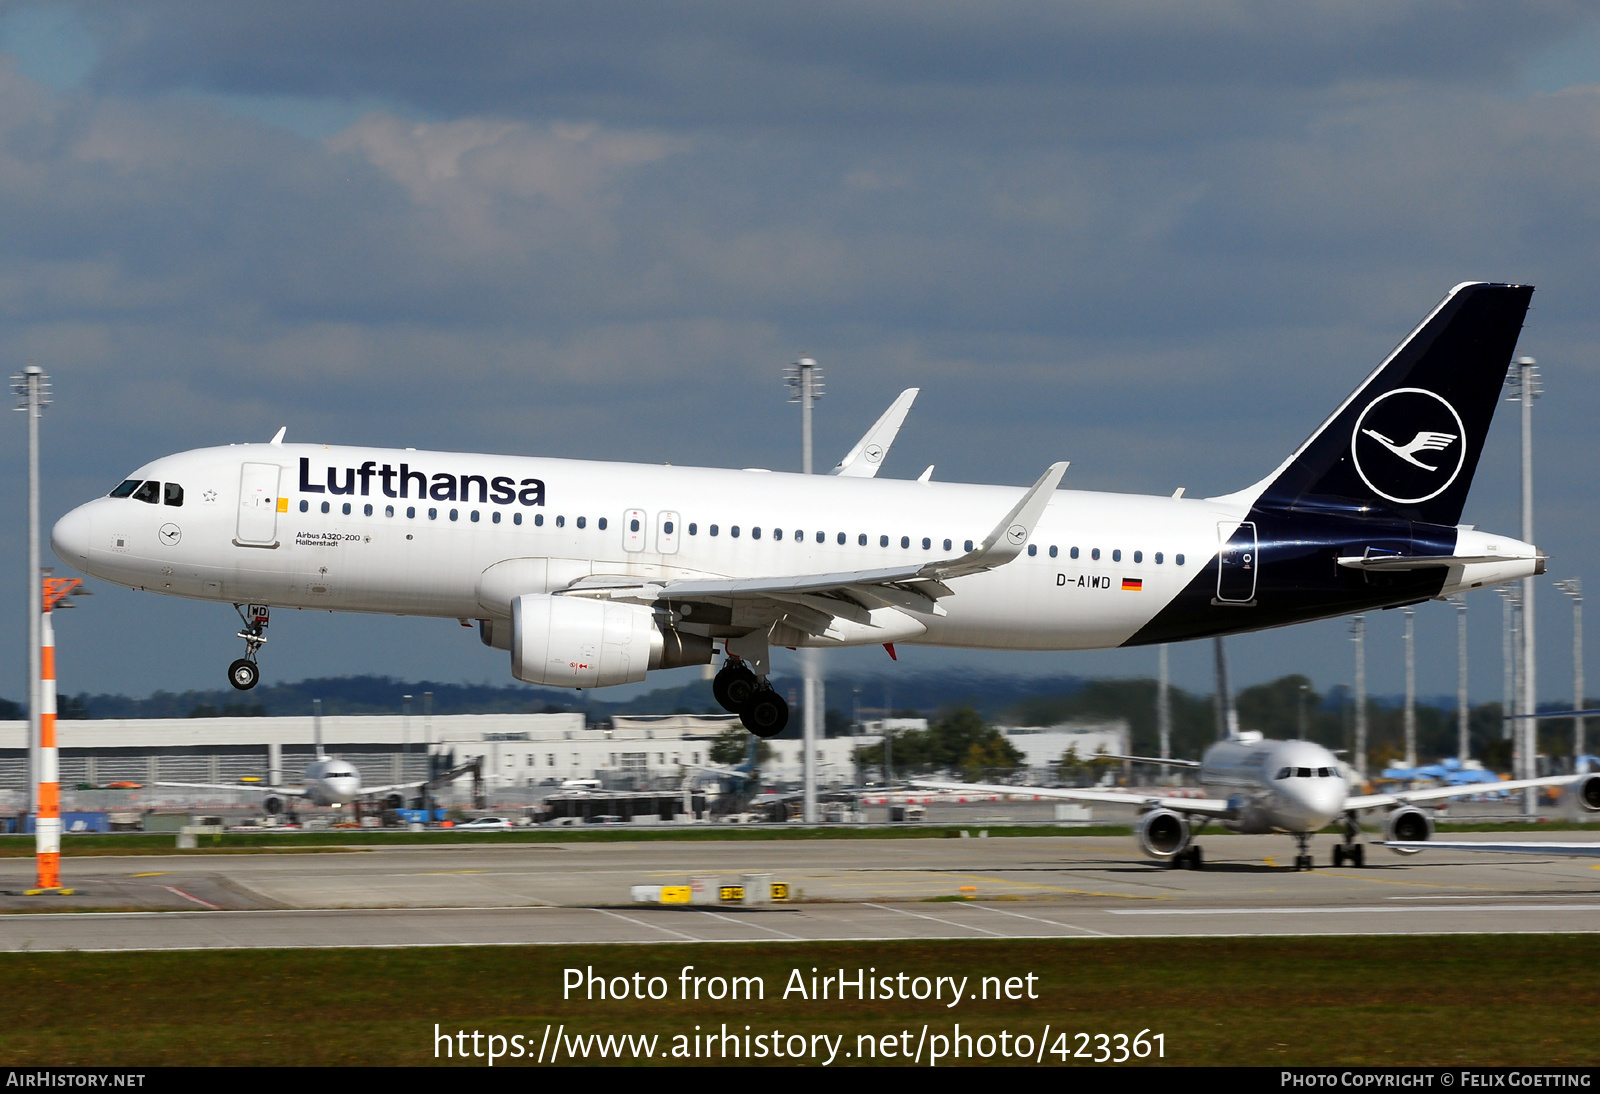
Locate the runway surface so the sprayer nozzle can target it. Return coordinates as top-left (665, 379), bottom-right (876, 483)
top-left (1, 832), bottom-right (1596, 950)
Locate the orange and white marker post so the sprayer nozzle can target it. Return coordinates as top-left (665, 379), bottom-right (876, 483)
top-left (34, 575), bottom-right (82, 892)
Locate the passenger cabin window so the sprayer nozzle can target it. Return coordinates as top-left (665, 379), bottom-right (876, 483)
top-left (163, 483), bottom-right (184, 507)
top-left (109, 479), bottom-right (141, 498)
top-left (131, 481), bottom-right (160, 504)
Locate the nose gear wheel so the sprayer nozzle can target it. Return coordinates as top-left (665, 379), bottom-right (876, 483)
top-left (229, 603), bottom-right (270, 691)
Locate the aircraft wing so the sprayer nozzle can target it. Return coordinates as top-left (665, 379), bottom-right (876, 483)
top-left (566, 463), bottom-right (1069, 638)
top-left (1343, 773), bottom-right (1580, 811)
top-left (832, 388), bottom-right (918, 478)
top-left (911, 779), bottom-right (1236, 819)
top-left (1105, 754), bottom-right (1202, 769)
top-left (155, 781), bottom-right (308, 797)
top-left (1381, 840), bottom-right (1600, 856)
top-left (359, 779), bottom-right (433, 798)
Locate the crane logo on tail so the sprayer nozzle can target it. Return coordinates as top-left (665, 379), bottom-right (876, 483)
top-left (1351, 388), bottom-right (1466, 505)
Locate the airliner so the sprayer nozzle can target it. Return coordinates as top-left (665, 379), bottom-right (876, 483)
top-left (156, 712), bottom-right (430, 817)
top-left (916, 740), bottom-right (1599, 870)
top-left (49, 282), bottom-right (1556, 758)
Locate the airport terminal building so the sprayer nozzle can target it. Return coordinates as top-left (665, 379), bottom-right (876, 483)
top-left (0, 712), bottom-right (882, 811)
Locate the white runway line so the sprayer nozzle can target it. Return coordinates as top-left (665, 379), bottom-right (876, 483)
top-left (694, 910), bottom-right (801, 940)
top-left (863, 902), bottom-right (1006, 936)
top-left (589, 907), bottom-right (703, 941)
top-left (969, 901), bottom-right (1112, 937)
top-left (1111, 903), bottom-right (1600, 916)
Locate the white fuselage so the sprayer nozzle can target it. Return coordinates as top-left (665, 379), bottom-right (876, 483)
top-left (51, 442), bottom-right (1239, 652)
top-left (1197, 737), bottom-right (1347, 834)
top-left (300, 758), bottom-right (362, 807)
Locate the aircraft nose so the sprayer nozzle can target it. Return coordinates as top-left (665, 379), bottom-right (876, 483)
top-left (51, 504), bottom-right (94, 563)
top-left (1290, 779), bottom-right (1345, 827)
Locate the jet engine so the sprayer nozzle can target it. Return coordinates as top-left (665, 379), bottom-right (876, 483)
top-left (263, 795), bottom-right (284, 815)
top-left (383, 793), bottom-right (404, 810)
top-left (1135, 808), bottom-right (1191, 860)
top-left (1574, 772), bottom-right (1600, 812)
top-left (510, 594), bottom-right (712, 688)
top-left (1384, 805), bottom-right (1434, 852)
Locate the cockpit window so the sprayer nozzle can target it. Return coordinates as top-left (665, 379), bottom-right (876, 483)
top-left (1275, 767), bottom-right (1291, 780)
top-left (163, 483), bottom-right (184, 507)
top-left (130, 481), bottom-right (160, 504)
top-left (1295, 767), bottom-right (1312, 778)
top-left (109, 479), bottom-right (141, 498)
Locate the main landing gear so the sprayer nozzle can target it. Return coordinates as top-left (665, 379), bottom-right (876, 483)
top-left (1331, 814), bottom-right (1366, 868)
top-left (713, 657), bottom-right (789, 738)
top-left (228, 603), bottom-right (269, 691)
top-left (1168, 846), bottom-right (1204, 870)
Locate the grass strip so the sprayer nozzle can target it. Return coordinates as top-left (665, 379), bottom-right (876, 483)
top-left (1, 934), bottom-right (1595, 1066)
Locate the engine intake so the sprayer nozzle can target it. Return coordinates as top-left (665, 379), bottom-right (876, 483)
top-left (1573, 772), bottom-right (1600, 812)
top-left (510, 594), bottom-right (712, 688)
top-left (1135, 808), bottom-right (1191, 860)
top-left (1384, 805), bottom-right (1434, 852)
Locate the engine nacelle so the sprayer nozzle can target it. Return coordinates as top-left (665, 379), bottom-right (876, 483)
top-left (383, 793), bottom-right (405, 810)
top-left (1135, 808), bottom-right (1191, 860)
top-left (1384, 805), bottom-right (1434, 852)
top-left (1573, 772), bottom-right (1600, 812)
top-left (263, 795), bottom-right (284, 816)
top-left (510, 594), bottom-right (713, 688)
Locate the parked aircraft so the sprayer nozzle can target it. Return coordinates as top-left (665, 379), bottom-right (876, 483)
top-left (52, 284), bottom-right (1549, 744)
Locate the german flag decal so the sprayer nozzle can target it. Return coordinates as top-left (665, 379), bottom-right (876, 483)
top-left (1121, 577), bottom-right (1143, 591)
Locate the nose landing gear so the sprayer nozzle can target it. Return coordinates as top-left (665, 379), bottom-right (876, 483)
top-left (228, 603), bottom-right (269, 691)
top-left (712, 657), bottom-right (790, 738)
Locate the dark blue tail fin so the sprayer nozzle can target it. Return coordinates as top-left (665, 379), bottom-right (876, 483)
top-left (1249, 282), bottom-right (1533, 525)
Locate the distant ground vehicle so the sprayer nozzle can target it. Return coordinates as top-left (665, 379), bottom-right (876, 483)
top-left (455, 817), bottom-right (515, 830)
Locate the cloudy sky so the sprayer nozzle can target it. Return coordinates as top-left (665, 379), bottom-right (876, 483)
top-left (1, 1), bottom-right (1599, 709)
